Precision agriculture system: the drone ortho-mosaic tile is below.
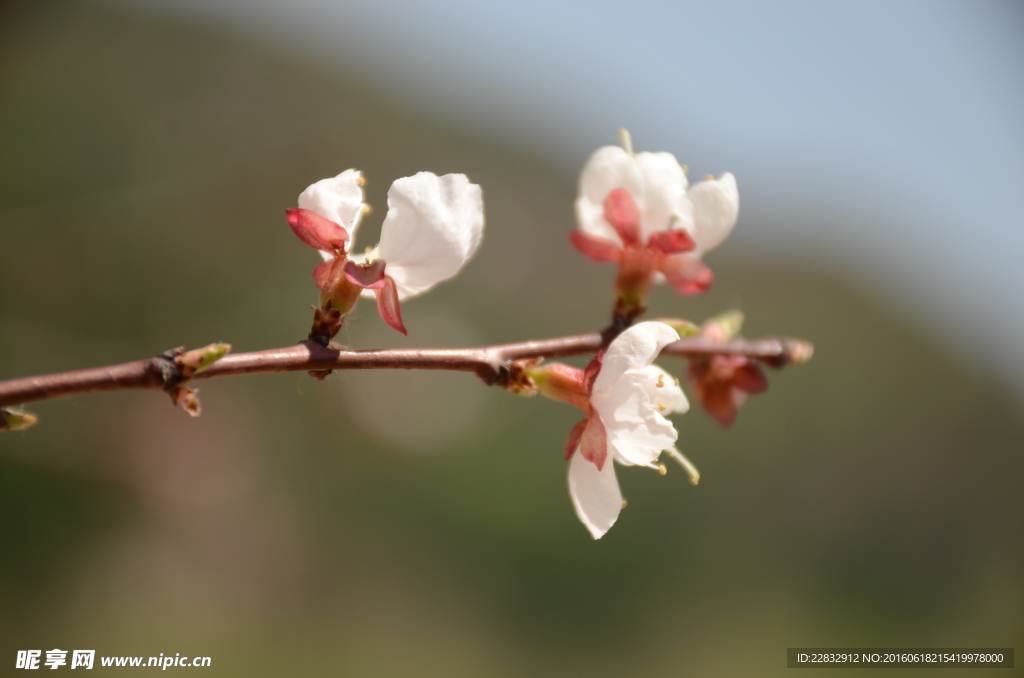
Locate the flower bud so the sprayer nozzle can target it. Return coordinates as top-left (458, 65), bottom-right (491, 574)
top-left (177, 343), bottom-right (231, 377)
top-left (648, 318), bottom-right (701, 338)
top-left (169, 386), bottom-right (201, 417)
top-left (1, 406), bottom-right (39, 432)
top-left (702, 310), bottom-right (744, 343)
top-left (785, 339), bottom-right (815, 365)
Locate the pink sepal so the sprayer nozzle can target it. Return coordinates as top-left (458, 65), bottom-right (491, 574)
top-left (733, 361), bottom-right (769, 394)
top-left (565, 418), bottom-right (589, 460)
top-left (696, 381), bottom-right (739, 428)
top-left (343, 259), bottom-right (388, 289)
top-left (569, 232), bottom-right (622, 262)
top-left (375, 276), bottom-right (407, 335)
top-left (313, 257), bottom-right (343, 290)
top-left (579, 413), bottom-right (609, 470)
top-left (649, 229), bottom-right (696, 255)
top-left (660, 254), bottom-right (714, 295)
top-left (602, 188), bottom-right (641, 246)
top-left (286, 208), bottom-right (349, 251)
top-left (688, 355), bottom-right (769, 429)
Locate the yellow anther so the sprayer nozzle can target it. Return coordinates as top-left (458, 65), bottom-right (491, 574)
top-left (704, 174), bottom-right (715, 182)
top-left (356, 176), bottom-right (366, 186)
top-left (362, 204), bottom-right (373, 215)
top-left (673, 378), bottom-right (681, 387)
top-left (657, 403), bottom-right (667, 412)
top-left (656, 374), bottom-right (665, 388)
top-left (657, 462), bottom-right (667, 476)
top-left (621, 499), bottom-right (628, 509)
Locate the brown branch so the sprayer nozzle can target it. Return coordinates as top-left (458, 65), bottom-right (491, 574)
top-left (0, 334), bottom-right (811, 409)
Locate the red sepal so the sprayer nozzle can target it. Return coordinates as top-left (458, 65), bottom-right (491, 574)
top-left (565, 418), bottom-right (589, 460)
top-left (733, 361), bottom-right (769, 394)
top-left (660, 254), bottom-right (713, 295)
top-left (688, 355), bottom-right (768, 428)
top-left (343, 258), bottom-right (388, 289)
top-left (649, 229), bottom-right (696, 254)
top-left (579, 413), bottom-right (609, 470)
top-left (311, 256), bottom-right (344, 290)
top-left (286, 208), bottom-right (349, 251)
top-left (374, 276), bottom-right (407, 335)
top-left (695, 381), bottom-right (739, 428)
top-left (569, 231), bottom-right (622, 262)
top-left (603, 188), bottom-right (641, 246)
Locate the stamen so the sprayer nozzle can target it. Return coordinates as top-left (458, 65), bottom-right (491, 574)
top-left (657, 403), bottom-right (667, 411)
top-left (618, 128), bottom-right (634, 156)
top-left (665, 446), bottom-right (700, 486)
top-left (356, 176), bottom-right (366, 186)
top-left (621, 499), bottom-right (628, 509)
top-left (704, 174), bottom-right (715, 182)
top-left (348, 203), bottom-right (368, 233)
top-left (362, 204), bottom-right (373, 215)
top-left (656, 374), bottom-right (665, 388)
top-left (657, 462), bottom-right (667, 476)
top-left (673, 378), bottom-right (681, 387)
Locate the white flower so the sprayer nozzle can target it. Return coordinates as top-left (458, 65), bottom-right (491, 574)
top-left (296, 169), bottom-right (484, 333)
top-left (575, 146), bottom-right (694, 246)
top-left (566, 321), bottom-right (692, 539)
top-left (575, 144), bottom-right (738, 256)
top-left (571, 137), bottom-right (739, 296)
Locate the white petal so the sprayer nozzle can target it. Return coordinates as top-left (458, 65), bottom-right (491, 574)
top-left (376, 172), bottom-right (484, 300)
top-left (575, 146), bottom-right (693, 246)
top-left (634, 152), bottom-right (693, 242)
top-left (575, 146), bottom-right (643, 246)
top-left (568, 449), bottom-right (622, 539)
top-left (592, 321), bottom-right (680, 392)
top-left (298, 169), bottom-right (366, 243)
top-left (636, 364), bottom-right (689, 415)
top-left (689, 172), bottom-right (738, 255)
top-left (591, 372), bottom-right (678, 467)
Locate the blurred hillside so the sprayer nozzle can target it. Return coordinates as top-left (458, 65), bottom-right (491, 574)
top-left (1, 1), bottom-right (1021, 676)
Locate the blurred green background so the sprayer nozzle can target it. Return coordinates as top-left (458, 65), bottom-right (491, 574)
top-left (1, 1), bottom-right (1021, 675)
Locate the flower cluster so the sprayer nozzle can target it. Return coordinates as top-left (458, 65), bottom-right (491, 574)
top-left (283, 131), bottom-right (798, 539)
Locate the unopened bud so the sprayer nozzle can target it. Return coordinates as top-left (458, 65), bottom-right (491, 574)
top-left (649, 318), bottom-right (701, 338)
top-left (177, 343), bottom-right (231, 377)
top-left (170, 386), bottom-right (201, 417)
top-left (1, 406), bottom-right (39, 432)
top-left (784, 339), bottom-right (814, 365)
top-left (702, 310), bottom-right (744, 343)
top-left (502, 359), bottom-right (542, 396)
